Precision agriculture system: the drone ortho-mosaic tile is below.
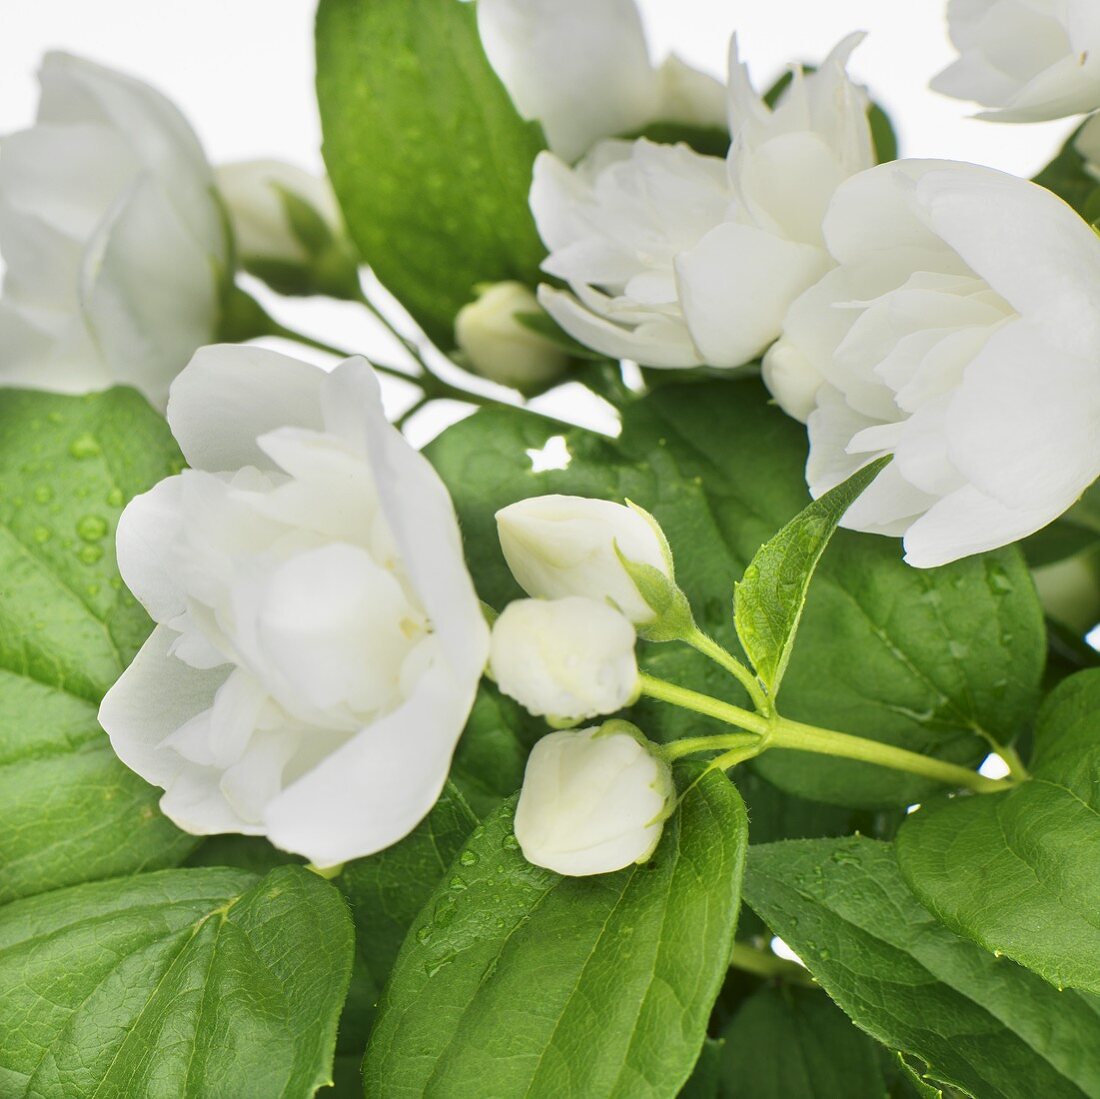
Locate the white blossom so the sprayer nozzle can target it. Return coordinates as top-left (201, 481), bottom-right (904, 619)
top-left (0, 52), bottom-right (227, 408)
top-left (455, 282), bottom-right (570, 391)
top-left (514, 725), bottom-right (673, 876)
top-left (531, 35), bottom-right (874, 369)
top-left (768, 159), bottom-right (1100, 568)
top-left (477, 0), bottom-right (726, 163)
top-left (932, 0), bottom-right (1100, 122)
top-left (496, 495), bottom-right (669, 624)
top-left (490, 597), bottom-right (638, 719)
top-left (98, 345), bottom-right (489, 867)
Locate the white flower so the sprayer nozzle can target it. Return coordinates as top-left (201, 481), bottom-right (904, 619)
top-left (490, 597), bottom-right (638, 719)
top-left (215, 158), bottom-right (346, 270)
top-left (477, 0), bottom-right (726, 163)
top-left (932, 0), bottom-right (1100, 122)
top-left (514, 725), bottom-right (673, 876)
top-left (768, 159), bottom-right (1100, 568)
top-left (98, 345), bottom-right (489, 867)
top-left (532, 35), bottom-right (874, 369)
top-left (496, 495), bottom-right (669, 624)
top-left (455, 282), bottom-right (570, 391)
top-left (0, 52), bottom-right (227, 408)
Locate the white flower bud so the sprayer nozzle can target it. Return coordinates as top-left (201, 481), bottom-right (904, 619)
top-left (455, 282), bottom-right (570, 391)
top-left (496, 495), bottom-right (670, 624)
top-left (215, 159), bottom-right (357, 297)
top-left (514, 725), bottom-right (674, 876)
top-left (490, 597), bottom-right (638, 720)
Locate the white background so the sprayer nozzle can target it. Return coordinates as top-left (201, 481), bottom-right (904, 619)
top-left (0, 0), bottom-right (1077, 175)
top-left (0, 0), bottom-right (1084, 434)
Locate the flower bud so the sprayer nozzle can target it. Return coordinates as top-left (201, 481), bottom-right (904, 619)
top-left (490, 597), bottom-right (638, 720)
top-left (514, 724), bottom-right (674, 876)
top-left (496, 495), bottom-right (670, 624)
top-left (455, 282), bottom-right (570, 392)
top-left (215, 159), bottom-right (358, 297)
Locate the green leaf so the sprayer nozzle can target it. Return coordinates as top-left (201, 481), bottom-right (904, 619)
top-left (734, 456), bottom-right (890, 698)
top-left (338, 780), bottom-right (478, 989)
top-left (1034, 122), bottom-right (1100, 216)
top-left (897, 669), bottom-right (1100, 995)
top-left (427, 378), bottom-right (1046, 809)
top-left (744, 836), bottom-right (1100, 1099)
top-left (450, 681), bottom-right (546, 817)
top-left (718, 984), bottom-right (890, 1099)
top-left (0, 865), bottom-right (354, 1097)
top-left (362, 768), bottom-right (748, 1099)
top-left (0, 388), bottom-right (195, 901)
top-left (679, 1037), bottom-right (724, 1098)
top-left (315, 0), bottom-right (546, 346)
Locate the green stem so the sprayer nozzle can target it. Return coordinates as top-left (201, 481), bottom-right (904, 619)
top-left (638, 674), bottom-right (770, 737)
top-left (354, 288), bottom-right (434, 373)
top-left (662, 731), bottom-right (762, 762)
top-left (639, 674), bottom-right (1014, 795)
top-left (685, 628), bottom-right (770, 713)
top-left (770, 717), bottom-right (1011, 795)
top-left (729, 943), bottom-right (816, 987)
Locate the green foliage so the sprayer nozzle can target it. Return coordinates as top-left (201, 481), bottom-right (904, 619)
top-left (734, 456), bottom-right (890, 699)
top-left (338, 780), bottom-right (478, 990)
top-left (315, 0), bottom-right (547, 346)
top-left (1033, 122), bottom-right (1100, 217)
top-left (450, 681), bottom-right (547, 817)
top-left (0, 388), bottom-right (195, 901)
top-left (744, 837), bottom-right (1100, 1099)
top-left (897, 669), bottom-right (1100, 994)
top-left (0, 865), bottom-right (354, 1097)
top-left (362, 769), bottom-right (747, 1098)
top-left (718, 984), bottom-right (890, 1098)
top-left (427, 379), bottom-right (1046, 808)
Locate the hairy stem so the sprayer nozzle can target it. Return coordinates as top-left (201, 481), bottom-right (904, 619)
top-left (685, 628), bottom-right (770, 713)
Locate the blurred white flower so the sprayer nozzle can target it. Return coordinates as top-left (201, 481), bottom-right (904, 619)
top-left (496, 495), bottom-right (669, 624)
top-left (455, 281), bottom-right (570, 391)
top-left (477, 0), bottom-right (726, 163)
top-left (490, 597), bottom-right (638, 720)
top-left (215, 159), bottom-right (354, 295)
top-left (98, 346), bottom-right (489, 867)
top-left (932, 0), bottom-right (1100, 122)
top-left (769, 159), bottom-right (1100, 568)
top-left (0, 52), bottom-right (228, 408)
top-left (514, 724), bottom-right (673, 876)
top-left (532, 35), bottom-right (874, 369)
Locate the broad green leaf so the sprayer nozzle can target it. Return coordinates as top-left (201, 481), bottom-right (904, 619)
top-left (719, 985), bottom-right (889, 1099)
top-left (184, 834), bottom-right (305, 875)
top-left (679, 1037), bottom-right (724, 1098)
top-left (1034, 122), bottom-right (1100, 217)
top-left (0, 388), bottom-right (194, 901)
top-left (734, 456), bottom-right (890, 698)
top-left (338, 780), bottom-right (478, 989)
top-left (744, 837), bottom-right (1100, 1099)
top-left (897, 669), bottom-right (1100, 994)
top-left (0, 865), bottom-right (354, 1097)
top-left (427, 379), bottom-right (1045, 809)
top-left (316, 0), bottom-right (546, 346)
top-left (449, 681), bottom-right (546, 816)
top-left (362, 768), bottom-right (748, 1099)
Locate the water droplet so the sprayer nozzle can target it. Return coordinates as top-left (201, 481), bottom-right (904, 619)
top-left (501, 833), bottom-right (520, 851)
top-left (449, 875), bottom-right (467, 892)
top-left (32, 526), bottom-right (51, 544)
top-left (33, 484), bottom-right (52, 504)
top-left (86, 583), bottom-right (101, 597)
top-left (78, 544), bottom-right (104, 565)
top-left (948, 641), bottom-right (969, 660)
top-left (459, 850), bottom-right (479, 867)
top-left (987, 563), bottom-right (1013, 595)
top-left (416, 925), bottom-right (433, 945)
top-left (106, 487), bottom-right (124, 508)
top-left (69, 433), bottom-right (100, 459)
top-left (433, 894), bottom-right (458, 928)
top-left (76, 515), bottom-right (108, 542)
top-left (47, 410), bottom-right (63, 425)
top-left (423, 953), bottom-right (456, 978)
